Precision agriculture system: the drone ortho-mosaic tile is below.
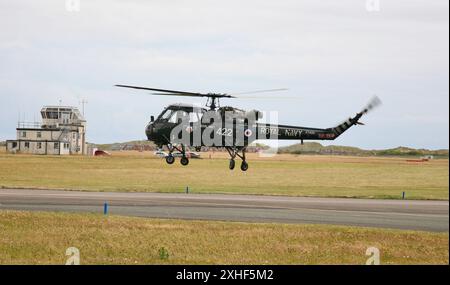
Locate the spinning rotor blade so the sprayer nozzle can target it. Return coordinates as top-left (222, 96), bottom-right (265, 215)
top-left (360, 96), bottom-right (382, 115)
top-left (351, 96), bottom-right (382, 125)
top-left (150, 92), bottom-right (211, 97)
top-left (229, 88), bottom-right (289, 96)
top-left (234, 95), bottom-right (300, 100)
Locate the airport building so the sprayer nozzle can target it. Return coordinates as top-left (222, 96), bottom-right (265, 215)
top-left (6, 106), bottom-right (87, 155)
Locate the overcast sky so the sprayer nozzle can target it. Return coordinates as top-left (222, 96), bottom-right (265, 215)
top-left (0, 0), bottom-right (448, 149)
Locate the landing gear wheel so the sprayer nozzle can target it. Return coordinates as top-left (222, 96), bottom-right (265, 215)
top-left (166, 155), bottom-right (175, 165)
top-left (229, 159), bottom-right (235, 170)
top-left (240, 161), bottom-right (249, 171)
top-left (180, 156), bottom-right (189, 166)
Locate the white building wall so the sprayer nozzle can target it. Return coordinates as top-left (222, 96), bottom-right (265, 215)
top-left (16, 129), bottom-right (62, 141)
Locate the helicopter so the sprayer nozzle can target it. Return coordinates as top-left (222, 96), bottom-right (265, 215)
top-left (116, 84), bottom-right (381, 171)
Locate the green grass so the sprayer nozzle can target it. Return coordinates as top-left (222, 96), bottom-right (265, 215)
top-left (0, 210), bottom-right (447, 264)
top-left (0, 152), bottom-right (448, 199)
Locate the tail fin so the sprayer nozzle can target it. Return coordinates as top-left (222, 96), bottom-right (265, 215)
top-left (332, 96), bottom-right (382, 138)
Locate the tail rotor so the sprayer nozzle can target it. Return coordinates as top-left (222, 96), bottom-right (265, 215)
top-left (360, 96), bottom-right (382, 115)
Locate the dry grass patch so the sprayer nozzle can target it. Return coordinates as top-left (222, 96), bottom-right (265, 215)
top-left (0, 210), bottom-right (448, 264)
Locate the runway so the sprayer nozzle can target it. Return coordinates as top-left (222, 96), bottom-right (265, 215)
top-left (0, 189), bottom-right (448, 232)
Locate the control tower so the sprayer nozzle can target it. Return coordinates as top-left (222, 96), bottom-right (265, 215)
top-left (6, 106), bottom-right (87, 155)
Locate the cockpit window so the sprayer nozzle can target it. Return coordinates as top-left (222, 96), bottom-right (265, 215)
top-left (158, 107), bottom-right (205, 124)
top-left (168, 110), bottom-right (188, 124)
top-left (159, 109), bottom-right (173, 121)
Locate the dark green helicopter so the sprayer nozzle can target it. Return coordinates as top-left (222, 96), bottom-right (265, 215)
top-left (116, 84), bottom-right (381, 171)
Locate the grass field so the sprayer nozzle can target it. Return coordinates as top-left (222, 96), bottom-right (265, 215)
top-left (0, 151), bottom-right (448, 199)
top-left (0, 210), bottom-right (447, 265)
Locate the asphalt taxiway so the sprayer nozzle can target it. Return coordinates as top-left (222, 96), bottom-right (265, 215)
top-left (0, 189), bottom-right (448, 232)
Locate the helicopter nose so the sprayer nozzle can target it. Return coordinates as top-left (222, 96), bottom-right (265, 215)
top-left (145, 122), bottom-right (154, 140)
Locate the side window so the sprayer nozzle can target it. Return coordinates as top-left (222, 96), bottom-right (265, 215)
top-left (12, 142), bottom-right (17, 148)
top-left (24, 142), bottom-right (30, 148)
top-left (54, 142), bottom-right (59, 149)
top-left (21, 131), bottom-right (27, 138)
top-left (37, 142), bottom-right (42, 149)
top-left (37, 132), bottom-right (42, 138)
top-left (189, 112), bottom-right (202, 123)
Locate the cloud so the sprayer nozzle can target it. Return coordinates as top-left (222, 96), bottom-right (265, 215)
top-left (0, 0), bottom-right (448, 148)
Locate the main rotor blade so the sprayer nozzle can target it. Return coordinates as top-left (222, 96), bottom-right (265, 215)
top-left (234, 95), bottom-right (300, 100)
top-left (149, 92), bottom-right (236, 98)
top-left (115, 84), bottom-right (234, 98)
top-left (115, 85), bottom-right (204, 96)
top-left (229, 88), bottom-right (288, 96)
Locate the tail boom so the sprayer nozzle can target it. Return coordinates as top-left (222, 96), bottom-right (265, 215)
top-left (256, 96), bottom-right (380, 141)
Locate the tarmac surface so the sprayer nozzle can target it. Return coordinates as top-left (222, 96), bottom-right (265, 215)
top-left (0, 188), bottom-right (448, 232)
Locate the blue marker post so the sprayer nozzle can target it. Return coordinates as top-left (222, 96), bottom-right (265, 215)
top-left (402, 192), bottom-right (406, 200)
top-left (104, 202), bottom-right (109, 215)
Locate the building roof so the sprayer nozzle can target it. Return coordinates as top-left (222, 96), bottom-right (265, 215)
top-left (42, 105), bottom-right (79, 108)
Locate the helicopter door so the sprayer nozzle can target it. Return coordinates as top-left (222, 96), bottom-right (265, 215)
top-left (189, 110), bottom-right (204, 147)
top-left (165, 110), bottom-right (187, 143)
top-left (172, 109), bottom-right (203, 147)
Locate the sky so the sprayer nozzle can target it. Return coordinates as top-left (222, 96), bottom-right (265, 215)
top-left (0, 0), bottom-right (448, 149)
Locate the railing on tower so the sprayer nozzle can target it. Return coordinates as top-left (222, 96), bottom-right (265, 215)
top-left (17, 121), bottom-right (41, 129)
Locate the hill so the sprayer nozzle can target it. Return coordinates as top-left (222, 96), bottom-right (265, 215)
top-left (93, 140), bottom-right (270, 152)
top-left (93, 140), bottom-right (448, 158)
top-left (93, 140), bottom-right (156, 151)
top-left (279, 142), bottom-right (449, 158)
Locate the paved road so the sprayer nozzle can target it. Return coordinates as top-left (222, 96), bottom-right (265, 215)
top-left (0, 189), bottom-right (448, 232)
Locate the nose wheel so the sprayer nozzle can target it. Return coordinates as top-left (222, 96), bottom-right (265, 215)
top-left (180, 156), bottom-right (189, 166)
top-left (226, 147), bottom-right (248, 171)
top-left (166, 154), bottom-right (175, 164)
top-left (165, 155), bottom-right (175, 164)
top-left (165, 143), bottom-right (190, 166)
top-left (229, 159), bottom-right (235, 170)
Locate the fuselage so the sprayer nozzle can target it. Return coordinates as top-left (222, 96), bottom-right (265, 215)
top-left (146, 103), bottom-right (340, 148)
